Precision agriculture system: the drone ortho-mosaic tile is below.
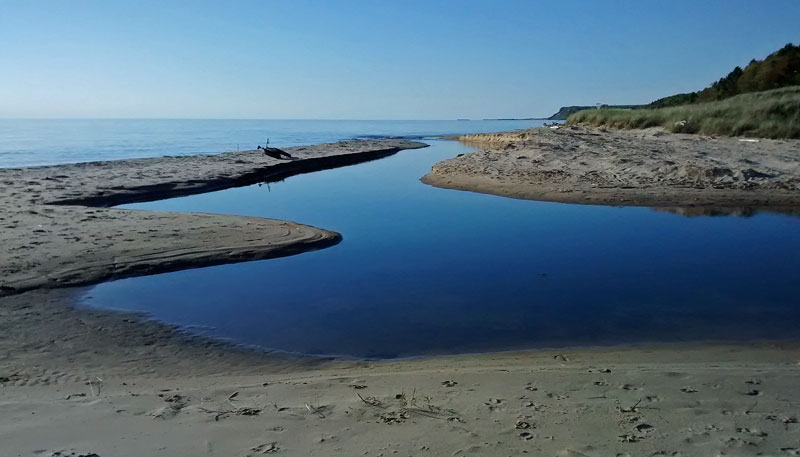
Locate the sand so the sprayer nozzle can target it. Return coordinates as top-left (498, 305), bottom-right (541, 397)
top-left (2, 292), bottom-right (799, 457)
top-left (422, 126), bottom-right (800, 210)
top-left (2, 135), bottom-right (800, 456)
top-left (0, 139), bottom-right (426, 295)
top-left (4, 291), bottom-right (794, 456)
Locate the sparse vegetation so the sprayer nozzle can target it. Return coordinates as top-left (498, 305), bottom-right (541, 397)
top-left (567, 86), bottom-right (800, 138)
top-left (564, 43), bottom-right (800, 138)
top-left (547, 104), bottom-right (644, 120)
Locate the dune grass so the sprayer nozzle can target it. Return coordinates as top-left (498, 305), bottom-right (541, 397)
top-left (567, 86), bottom-right (800, 139)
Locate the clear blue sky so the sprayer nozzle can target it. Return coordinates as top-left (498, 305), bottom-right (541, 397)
top-left (1, 0), bottom-right (798, 119)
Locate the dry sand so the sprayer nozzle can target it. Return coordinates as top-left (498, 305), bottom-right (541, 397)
top-left (2, 135), bottom-right (800, 456)
top-left (422, 126), bottom-right (800, 210)
top-left (0, 139), bottom-right (426, 295)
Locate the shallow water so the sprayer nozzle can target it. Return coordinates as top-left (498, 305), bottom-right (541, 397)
top-left (79, 130), bottom-right (800, 358)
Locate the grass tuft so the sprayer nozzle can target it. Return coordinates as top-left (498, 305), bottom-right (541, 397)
top-left (567, 86), bottom-right (800, 139)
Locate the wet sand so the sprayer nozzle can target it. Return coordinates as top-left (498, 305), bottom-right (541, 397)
top-left (423, 126), bottom-right (800, 209)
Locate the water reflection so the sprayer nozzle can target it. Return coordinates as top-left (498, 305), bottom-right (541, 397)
top-left (652, 206), bottom-right (800, 218)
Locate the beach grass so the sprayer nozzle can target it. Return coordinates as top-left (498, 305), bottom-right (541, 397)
top-left (567, 86), bottom-right (800, 138)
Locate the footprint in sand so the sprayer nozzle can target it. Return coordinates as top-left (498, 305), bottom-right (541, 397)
top-left (617, 433), bottom-right (643, 443)
top-left (151, 393), bottom-right (188, 419)
top-left (722, 428), bottom-right (769, 448)
top-left (546, 392), bottom-right (569, 400)
top-left (248, 442), bottom-right (279, 455)
top-left (515, 417), bottom-right (534, 429)
top-left (736, 427), bottom-right (768, 438)
top-left (379, 411), bottom-right (409, 424)
top-left (523, 401), bottom-right (547, 411)
top-left (316, 434), bottom-right (338, 444)
top-left (484, 398), bottom-right (505, 412)
top-left (724, 436), bottom-right (757, 448)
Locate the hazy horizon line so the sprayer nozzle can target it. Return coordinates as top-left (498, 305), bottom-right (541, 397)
top-left (0, 117), bottom-right (547, 122)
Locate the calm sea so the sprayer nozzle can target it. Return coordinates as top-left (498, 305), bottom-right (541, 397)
top-left (0, 119), bottom-right (535, 168)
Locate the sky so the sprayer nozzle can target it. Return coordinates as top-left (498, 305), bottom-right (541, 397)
top-left (1, 0), bottom-right (799, 119)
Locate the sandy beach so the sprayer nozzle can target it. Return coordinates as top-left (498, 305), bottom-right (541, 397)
top-left (1, 134), bottom-right (799, 456)
top-left (422, 126), bottom-right (800, 210)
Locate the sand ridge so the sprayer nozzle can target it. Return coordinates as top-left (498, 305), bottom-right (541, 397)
top-left (422, 126), bottom-right (800, 209)
top-left (0, 139), bottom-right (427, 295)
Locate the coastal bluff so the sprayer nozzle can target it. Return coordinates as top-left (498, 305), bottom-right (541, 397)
top-left (0, 139), bottom-right (426, 295)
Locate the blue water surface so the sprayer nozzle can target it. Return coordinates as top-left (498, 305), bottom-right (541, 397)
top-left (0, 119), bottom-right (535, 167)
top-left (77, 133), bottom-right (800, 358)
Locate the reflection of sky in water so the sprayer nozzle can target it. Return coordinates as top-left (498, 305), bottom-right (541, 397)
top-left (83, 139), bottom-right (800, 359)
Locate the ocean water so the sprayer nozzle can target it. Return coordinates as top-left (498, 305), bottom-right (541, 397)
top-left (52, 120), bottom-right (800, 359)
top-left (0, 119), bottom-right (537, 168)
